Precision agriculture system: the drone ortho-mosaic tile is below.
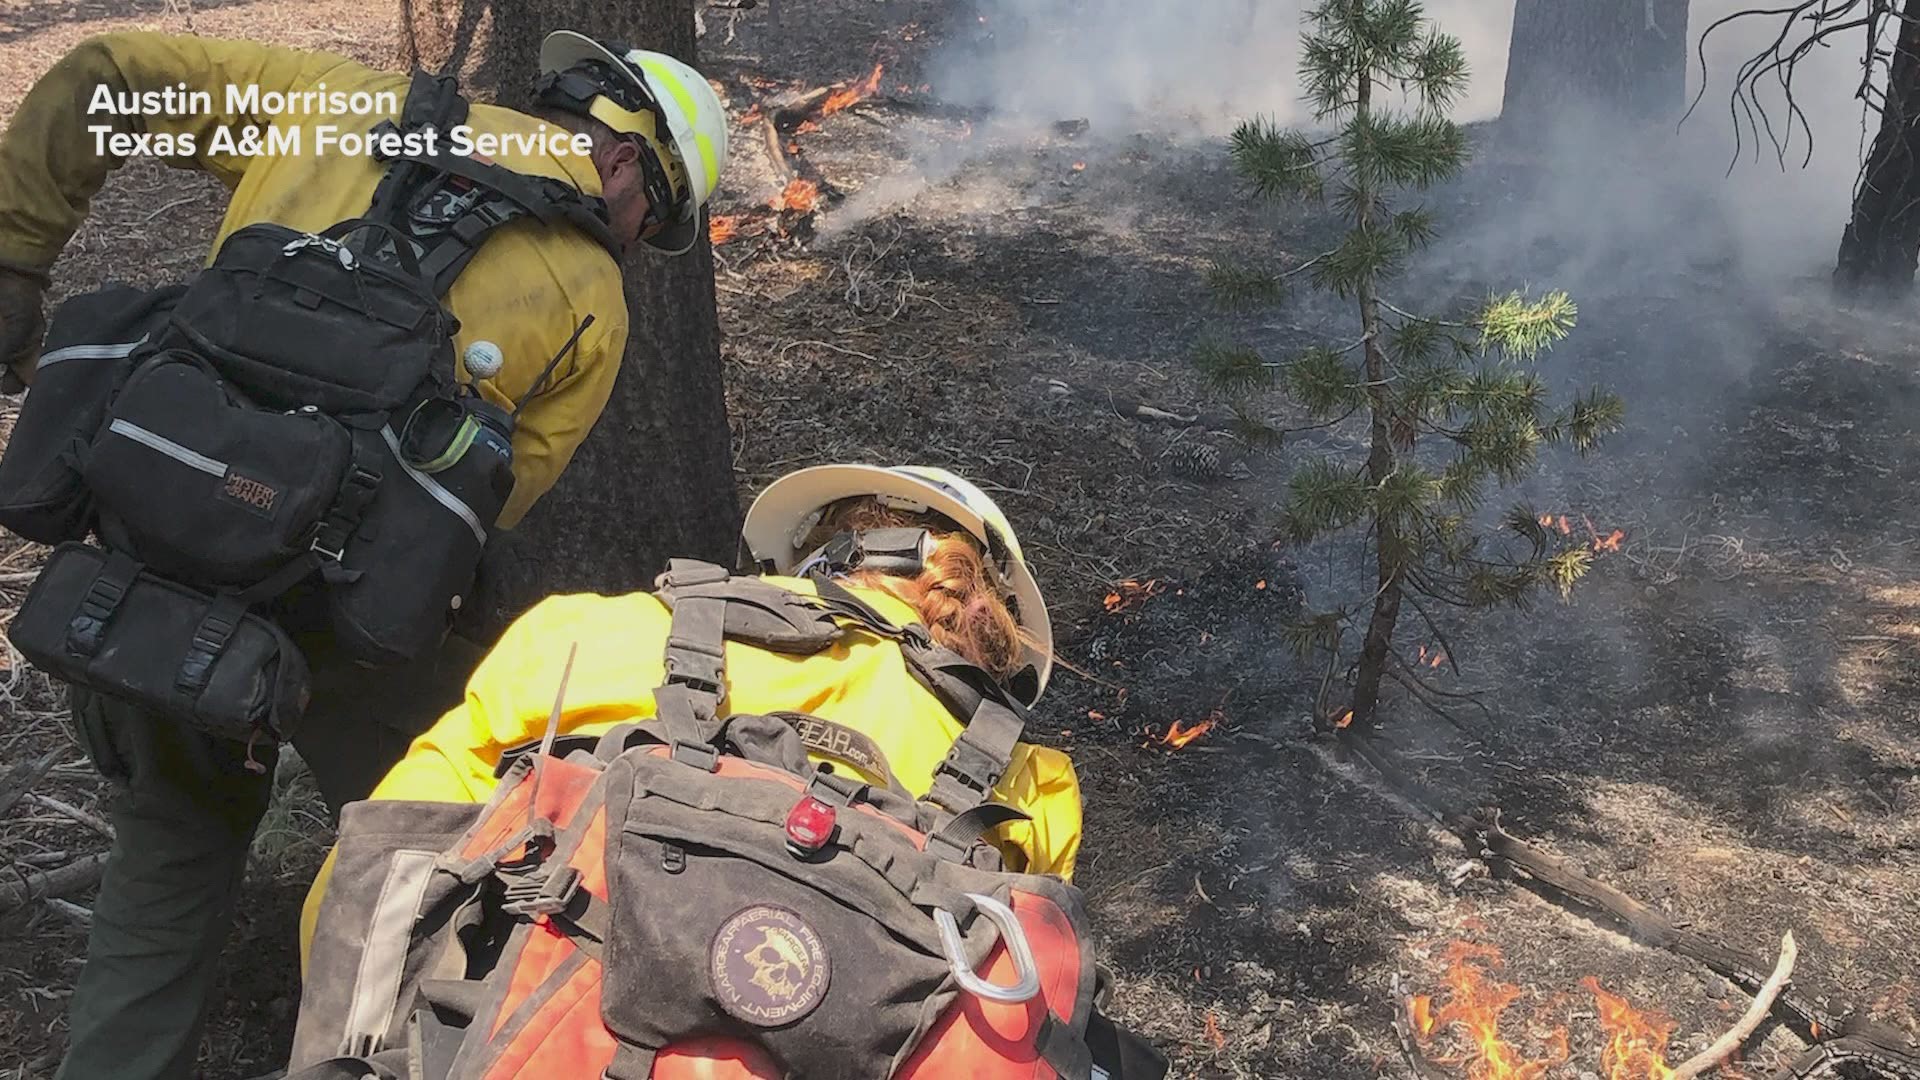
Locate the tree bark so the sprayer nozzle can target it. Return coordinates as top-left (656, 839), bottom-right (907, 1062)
top-left (1348, 66), bottom-right (1403, 736)
top-left (1500, 0), bottom-right (1691, 134)
top-left (1834, 0), bottom-right (1920, 297)
top-left (398, 0), bottom-right (742, 631)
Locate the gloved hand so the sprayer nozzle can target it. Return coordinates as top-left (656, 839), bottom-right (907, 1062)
top-left (0, 266), bottom-right (49, 395)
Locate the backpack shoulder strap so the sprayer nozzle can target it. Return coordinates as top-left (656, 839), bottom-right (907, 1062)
top-left (357, 70), bottom-right (624, 298)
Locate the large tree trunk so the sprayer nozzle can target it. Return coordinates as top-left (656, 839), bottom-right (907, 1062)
top-left (399, 0), bottom-right (742, 632)
top-left (1500, 0), bottom-right (1691, 134)
top-left (1834, 0), bottom-right (1920, 297)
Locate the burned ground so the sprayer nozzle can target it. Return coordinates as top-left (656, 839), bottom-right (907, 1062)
top-left (2, 0), bottom-right (1919, 1077)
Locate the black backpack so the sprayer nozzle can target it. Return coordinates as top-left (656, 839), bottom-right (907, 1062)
top-left (0, 71), bottom-right (621, 745)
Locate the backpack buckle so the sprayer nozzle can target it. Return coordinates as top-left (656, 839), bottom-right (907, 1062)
top-left (500, 865), bottom-right (581, 919)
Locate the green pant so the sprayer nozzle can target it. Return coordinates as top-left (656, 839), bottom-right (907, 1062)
top-left (55, 632), bottom-right (484, 1080)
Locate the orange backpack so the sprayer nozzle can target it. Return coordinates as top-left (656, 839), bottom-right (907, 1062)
top-left (285, 562), bottom-right (1167, 1080)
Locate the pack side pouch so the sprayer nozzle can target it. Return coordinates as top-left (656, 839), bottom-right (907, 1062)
top-left (0, 284), bottom-right (183, 543)
top-left (597, 750), bottom-right (977, 1078)
top-left (85, 351), bottom-right (353, 588)
top-left (164, 220), bottom-right (452, 413)
top-left (6, 542), bottom-right (310, 741)
top-left (326, 423), bottom-right (490, 666)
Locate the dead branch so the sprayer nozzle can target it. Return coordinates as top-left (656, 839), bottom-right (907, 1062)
top-left (1673, 930), bottom-right (1798, 1080)
top-left (1391, 972), bottom-right (1450, 1080)
top-left (0, 853), bottom-right (109, 914)
top-left (23, 793), bottom-right (115, 839)
top-left (1337, 730), bottom-right (1920, 1079)
top-left (0, 750), bottom-right (61, 817)
top-left (1042, 378), bottom-right (1245, 431)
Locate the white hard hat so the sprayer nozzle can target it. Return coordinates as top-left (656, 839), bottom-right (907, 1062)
top-left (742, 464), bottom-right (1054, 705)
top-left (539, 30), bottom-right (730, 256)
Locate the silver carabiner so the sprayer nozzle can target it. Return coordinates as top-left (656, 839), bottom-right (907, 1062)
top-left (932, 892), bottom-right (1041, 1005)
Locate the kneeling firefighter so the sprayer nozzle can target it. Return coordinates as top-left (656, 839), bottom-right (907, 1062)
top-left (288, 464), bottom-right (1169, 1079)
top-left (0, 29), bottom-right (728, 1080)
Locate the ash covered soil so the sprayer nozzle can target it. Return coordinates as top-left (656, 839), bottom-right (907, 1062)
top-left (3, 0), bottom-right (1920, 1077)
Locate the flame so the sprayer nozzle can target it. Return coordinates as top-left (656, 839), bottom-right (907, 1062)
top-left (1593, 529), bottom-right (1625, 553)
top-left (741, 104), bottom-right (765, 126)
top-left (708, 215), bottom-right (739, 245)
top-left (1582, 977), bottom-right (1675, 1080)
top-left (1335, 709), bottom-right (1354, 729)
top-left (1409, 942), bottom-right (1570, 1080)
top-left (821, 63), bottom-right (885, 116)
top-left (1103, 578), bottom-right (1164, 614)
top-left (1255, 579), bottom-right (1267, 590)
top-left (1204, 1010), bottom-right (1227, 1050)
top-left (771, 179), bottom-right (819, 213)
top-left (795, 119), bottom-right (821, 135)
top-left (1161, 717), bottom-right (1215, 749)
top-left (1072, 161), bottom-right (1087, 171)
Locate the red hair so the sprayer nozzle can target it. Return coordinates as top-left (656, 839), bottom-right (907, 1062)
top-left (816, 500), bottom-right (1024, 683)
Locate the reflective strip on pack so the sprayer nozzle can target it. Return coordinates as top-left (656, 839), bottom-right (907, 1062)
top-left (380, 426), bottom-right (487, 546)
top-left (37, 335), bottom-right (147, 369)
top-left (106, 418), bottom-right (226, 477)
top-left (338, 849), bottom-right (439, 1057)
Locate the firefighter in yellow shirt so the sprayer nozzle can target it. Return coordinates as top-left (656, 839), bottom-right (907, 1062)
top-left (300, 465), bottom-right (1085, 970)
top-left (0, 30), bottom-right (731, 1080)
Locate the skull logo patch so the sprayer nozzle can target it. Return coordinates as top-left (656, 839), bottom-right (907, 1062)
top-left (710, 905), bottom-right (830, 1026)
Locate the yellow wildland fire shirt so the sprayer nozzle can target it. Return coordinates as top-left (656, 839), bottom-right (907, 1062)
top-left (0, 32), bottom-right (629, 527)
top-left (299, 578), bottom-right (1085, 968)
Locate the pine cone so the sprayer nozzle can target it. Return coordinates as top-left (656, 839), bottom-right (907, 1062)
top-left (1164, 442), bottom-right (1226, 481)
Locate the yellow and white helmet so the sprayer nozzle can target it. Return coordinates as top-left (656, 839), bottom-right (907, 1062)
top-left (537, 30), bottom-right (730, 256)
top-left (741, 464), bottom-right (1055, 705)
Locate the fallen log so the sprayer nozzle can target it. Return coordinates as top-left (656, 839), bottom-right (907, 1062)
top-left (0, 852), bottom-right (109, 914)
top-left (1335, 730), bottom-right (1920, 1079)
top-left (1771, 1032), bottom-right (1920, 1080)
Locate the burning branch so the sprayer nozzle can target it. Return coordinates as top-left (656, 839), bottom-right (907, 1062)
top-left (1392, 972), bottom-right (1454, 1080)
top-left (1672, 931), bottom-right (1797, 1080)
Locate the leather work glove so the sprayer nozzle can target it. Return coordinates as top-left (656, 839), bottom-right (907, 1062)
top-left (0, 266), bottom-right (49, 395)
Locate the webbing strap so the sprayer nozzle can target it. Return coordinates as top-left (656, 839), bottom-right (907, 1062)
top-left (65, 551), bottom-right (140, 657)
top-left (656, 560), bottom-right (732, 769)
top-left (174, 595), bottom-right (246, 700)
top-left (376, 148), bottom-right (622, 260)
top-left (338, 849), bottom-right (439, 1057)
top-left (924, 801), bottom-right (1032, 864)
top-left (238, 442), bottom-right (382, 605)
top-left (1036, 1010), bottom-right (1096, 1080)
top-left (603, 1043), bottom-right (657, 1080)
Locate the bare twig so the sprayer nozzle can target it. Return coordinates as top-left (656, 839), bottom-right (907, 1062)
top-left (1673, 931), bottom-right (1799, 1080)
top-left (23, 794), bottom-right (115, 839)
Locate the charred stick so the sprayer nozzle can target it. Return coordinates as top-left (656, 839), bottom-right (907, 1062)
top-left (770, 87), bottom-right (835, 132)
top-left (1768, 1036), bottom-right (1920, 1080)
top-left (1391, 972), bottom-right (1451, 1080)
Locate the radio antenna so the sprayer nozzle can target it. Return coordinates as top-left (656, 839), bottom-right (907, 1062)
top-left (513, 314), bottom-right (594, 420)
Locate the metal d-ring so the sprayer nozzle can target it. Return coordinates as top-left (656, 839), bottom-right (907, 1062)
top-left (932, 892), bottom-right (1041, 1005)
